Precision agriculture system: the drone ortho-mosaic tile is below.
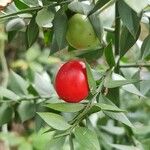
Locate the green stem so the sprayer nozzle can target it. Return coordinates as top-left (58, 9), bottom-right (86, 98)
top-left (54, 100), bottom-right (94, 139)
top-left (120, 64), bottom-right (150, 68)
top-left (0, 96), bottom-right (52, 104)
top-left (0, 50), bottom-right (9, 87)
top-left (69, 101), bottom-right (92, 125)
top-left (114, 0), bottom-right (120, 106)
top-left (0, 6), bottom-right (41, 20)
top-left (67, 94), bottom-right (98, 135)
top-left (69, 134), bottom-right (74, 150)
top-left (149, 17), bottom-right (150, 34)
top-left (107, 1), bottom-right (120, 112)
top-left (113, 1), bottom-right (121, 146)
top-left (104, 27), bottom-right (115, 33)
top-left (0, 25), bottom-right (9, 87)
top-left (97, 0), bottom-right (116, 14)
top-left (0, 0), bottom-right (71, 20)
top-left (0, 24), bottom-right (10, 150)
top-left (115, 1), bottom-right (120, 60)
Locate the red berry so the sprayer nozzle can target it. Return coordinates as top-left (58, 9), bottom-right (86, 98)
top-left (55, 60), bottom-right (89, 103)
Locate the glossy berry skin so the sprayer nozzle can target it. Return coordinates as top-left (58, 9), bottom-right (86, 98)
top-left (55, 60), bottom-right (89, 103)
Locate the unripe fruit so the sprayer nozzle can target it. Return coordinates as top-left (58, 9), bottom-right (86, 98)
top-left (55, 60), bottom-right (89, 103)
top-left (66, 14), bottom-right (99, 50)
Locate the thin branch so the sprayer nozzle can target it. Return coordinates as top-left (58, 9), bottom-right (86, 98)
top-left (0, 96), bottom-right (52, 104)
top-left (0, 0), bottom-right (71, 20)
top-left (69, 134), bottom-right (74, 150)
top-left (120, 64), bottom-right (150, 68)
top-left (113, 1), bottom-right (121, 145)
top-left (0, 24), bottom-right (10, 150)
top-left (115, 1), bottom-right (120, 58)
top-left (97, 0), bottom-right (116, 14)
top-left (104, 27), bottom-right (115, 32)
top-left (149, 17), bottom-right (150, 34)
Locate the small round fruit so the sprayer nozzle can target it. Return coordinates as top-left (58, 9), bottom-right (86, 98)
top-left (66, 13), bottom-right (99, 50)
top-left (55, 60), bottom-right (89, 103)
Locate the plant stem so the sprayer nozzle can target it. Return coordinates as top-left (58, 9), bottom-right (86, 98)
top-left (120, 64), bottom-right (150, 68)
top-left (69, 134), bottom-right (74, 150)
top-left (0, 49), bottom-right (9, 87)
top-left (104, 27), bottom-right (115, 33)
top-left (149, 17), bottom-right (150, 34)
top-left (0, 6), bottom-right (41, 19)
top-left (107, 1), bottom-right (120, 108)
top-left (0, 24), bottom-right (10, 150)
top-left (114, 0), bottom-right (120, 107)
top-left (0, 0), bottom-right (71, 20)
top-left (0, 96), bottom-right (52, 104)
top-left (97, 0), bottom-right (116, 14)
top-left (113, 1), bottom-right (121, 146)
top-left (69, 101), bottom-right (92, 125)
top-left (115, 1), bottom-right (120, 59)
top-left (93, 0), bottom-right (96, 4)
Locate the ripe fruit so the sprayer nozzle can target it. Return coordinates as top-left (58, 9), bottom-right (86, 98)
top-left (55, 60), bottom-right (89, 103)
top-left (66, 13), bottom-right (99, 50)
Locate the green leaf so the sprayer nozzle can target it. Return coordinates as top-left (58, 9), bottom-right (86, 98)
top-left (18, 142), bottom-right (33, 150)
top-left (74, 127), bottom-right (100, 150)
top-left (0, 103), bottom-right (13, 126)
top-left (104, 79), bottom-right (138, 88)
top-left (26, 15), bottom-right (39, 48)
top-left (43, 29), bottom-right (53, 46)
top-left (104, 111), bottom-right (133, 128)
top-left (45, 137), bottom-right (65, 150)
top-left (14, 0), bottom-right (29, 10)
top-left (52, 8), bottom-right (67, 51)
top-left (34, 72), bottom-right (55, 97)
top-left (122, 84), bottom-right (145, 97)
top-left (100, 126), bottom-right (125, 135)
top-left (0, 87), bottom-right (20, 100)
top-left (38, 112), bottom-right (71, 130)
top-left (110, 144), bottom-right (138, 150)
top-left (105, 72), bottom-right (144, 97)
top-left (6, 18), bottom-right (25, 32)
top-left (95, 103), bottom-right (125, 112)
top-left (118, 0), bottom-right (141, 37)
top-left (133, 125), bottom-right (150, 135)
top-left (8, 31), bottom-right (17, 42)
top-left (23, 0), bottom-right (39, 6)
top-left (31, 129), bottom-right (53, 150)
top-left (120, 26), bottom-right (140, 58)
top-left (85, 61), bottom-right (97, 94)
top-left (68, 1), bottom-right (92, 15)
top-left (35, 105), bottom-right (45, 132)
top-left (99, 95), bottom-right (133, 128)
top-left (26, 44), bottom-right (41, 61)
top-left (18, 101), bottom-right (36, 122)
top-left (36, 8), bottom-right (54, 28)
top-left (9, 71), bottom-right (28, 96)
top-left (104, 42), bottom-right (115, 68)
top-left (50, 33), bottom-right (59, 54)
top-left (27, 84), bottom-right (39, 96)
top-left (124, 0), bottom-right (148, 13)
top-left (142, 138), bottom-right (150, 150)
top-left (140, 80), bottom-right (150, 97)
top-left (74, 48), bottom-right (104, 63)
top-left (89, 0), bottom-right (111, 15)
top-left (141, 34), bottom-right (150, 59)
top-left (104, 72), bottom-right (139, 88)
top-left (44, 103), bottom-right (85, 112)
top-left (89, 13), bottom-right (103, 44)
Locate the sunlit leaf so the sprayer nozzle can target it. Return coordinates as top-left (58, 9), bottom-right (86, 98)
top-left (38, 112), bottom-right (71, 130)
